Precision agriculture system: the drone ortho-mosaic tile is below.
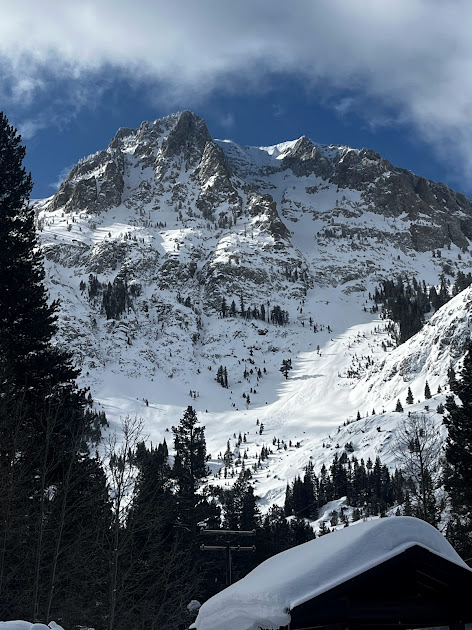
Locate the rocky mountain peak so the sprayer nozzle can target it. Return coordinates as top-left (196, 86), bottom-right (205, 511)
top-left (160, 110), bottom-right (211, 164)
top-left (109, 126), bottom-right (136, 150)
top-left (282, 136), bottom-right (332, 179)
top-left (287, 135), bottom-right (316, 159)
top-left (35, 110), bottom-right (472, 511)
top-left (247, 193), bottom-right (290, 243)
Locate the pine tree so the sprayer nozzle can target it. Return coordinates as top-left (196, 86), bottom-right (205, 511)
top-left (395, 399), bottom-right (404, 412)
top-left (318, 521), bottom-right (330, 536)
top-left (221, 296), bottom-right (227, 318)
top-left (424, 380), bottom-right (432, 399)
top-left (403, 492), bottom-right (413, 516)
top-left (120, 440), bottom-right (198, 630)
top-left (0, 115), bottom-right (53, 390)
top-left (284, 483), bottom-right (294, 516)
top-left (406, 387), bottom-right (414, 405)
top-left (0, 112), bottom-right (106, 621)
top-left (280, 358), bottom-right (292, 380)
top-left (0, 112), bottom-right (104, 457)
top-left (240, 483), bottom-right (260, 531)
top-left (444, 343), bottom-right (472, 558)
top-left (172, 406), bottom-right (209, 537)
top-left (0, 113), bottom-right (81, 409)
top-left (448, 364), bottom-right (457, 389)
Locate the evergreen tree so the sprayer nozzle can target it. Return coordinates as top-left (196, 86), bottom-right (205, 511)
top-left (406, 387), bottom-right (414, 405)
top-left (448, 364), bottom-right (457, 389)
top-left (220, 296), bottom-right (227, 318)
top-left (395, 399), bottom-right (404, 412)
top-left (290, 516), bottom-right (315, 546)
top-left (318, 521), bottom-right (330, 536)
top-left (303, 461), bottom-right (318, 518)
top-left (0, 112), bottom-right (104, 461)
top-left (0, 112), bottom-right (94, 425)
top-left (374, 276), bottom-right (431, 344)
top-left (240, 483), bottom-right (260, 531)
top-left (257, 506), bottom-right (292, 561)
top-left (284, 483), bottom-right (294, 516)
top-left (403, 492), bottom-right (413, 516)
top-left (172, 406), bottom-right (209, 538)
top-left (120, 440), bottom-right (198, 630)
top-left (424, 380), bottom-right (432, 400)
top-left (444, 343), bottom-right (472, 558)
top-left (280, 358), bottom-right (292, 380)
top-left (0, 112), bottom-right (106, 621)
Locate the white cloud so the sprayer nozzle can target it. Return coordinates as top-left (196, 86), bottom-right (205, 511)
top-left (49, 164), bottom-right (75, 191)
top-left (19, 118), bottom-right (49, 141)
top-left (3, 0), bottom-right (472, 180)
top-left (272, 104), bottom-right (285, 119)
top-left (218, 113), bottom-right (235, 131)
top-left (333, 97), bottom-right (356, 118)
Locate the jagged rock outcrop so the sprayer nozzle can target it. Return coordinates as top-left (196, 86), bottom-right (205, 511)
top-left (195, 141), bottom-right (241, 219)
top-left (52, 150), bottom-right (125, 214)
top-left (247, 193), bottom-right (290, 243)
top-left (161, 111), bottom-right (211, 163)
top-left (282, 136), bottom-right (332, 179)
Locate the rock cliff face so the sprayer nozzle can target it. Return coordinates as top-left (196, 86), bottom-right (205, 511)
top-left (38, 110), bottom-right (472, 355)
top-left (278, 136), bottom-right (472, 252)
top-left (35, 111), bottom-right (472, 505)
top-left (52, 149), bottom-right (125, 214)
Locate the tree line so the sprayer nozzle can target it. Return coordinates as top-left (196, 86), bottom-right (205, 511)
top-left (284, 453), bottom-right (404, 522)
top-left (220, 295), bottom-right (289, 326)
top-left (373, 273), bottom-right (472, 344)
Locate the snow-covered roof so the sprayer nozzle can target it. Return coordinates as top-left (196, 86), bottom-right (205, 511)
top-left (192, 516), bottom-right (471, 630)
top-left (0, 624), bottom-right (63, 630)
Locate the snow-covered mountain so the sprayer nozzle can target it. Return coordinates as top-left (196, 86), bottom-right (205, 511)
top-left (35, 111), bottom-right (472, 509)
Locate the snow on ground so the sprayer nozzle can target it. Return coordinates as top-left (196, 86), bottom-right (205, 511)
top-left (68, 279), bottom-right (462, 510)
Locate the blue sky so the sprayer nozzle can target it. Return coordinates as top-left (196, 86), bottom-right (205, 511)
top-left (2, 0), bottom-right (472, 198)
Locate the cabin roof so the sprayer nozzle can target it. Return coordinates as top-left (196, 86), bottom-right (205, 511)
top-left (192, 516), bottom-right (472, 630)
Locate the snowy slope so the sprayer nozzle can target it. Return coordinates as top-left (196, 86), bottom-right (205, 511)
top-left (35, 111), bottom-right (472, 510)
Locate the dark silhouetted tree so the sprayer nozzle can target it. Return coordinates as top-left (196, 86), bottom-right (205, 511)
top-left (424, 381), bottom-right (432, 400)
top-left (0, 112), bottom-right (106, 623)
top-left (444, 343), bottom-right (472, 559)
top-left (172, 406), bottom-right (209, 538)
top-left (280, 359), bottom-right (292, 380)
